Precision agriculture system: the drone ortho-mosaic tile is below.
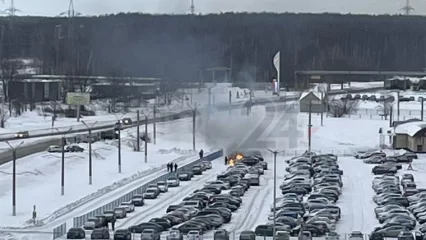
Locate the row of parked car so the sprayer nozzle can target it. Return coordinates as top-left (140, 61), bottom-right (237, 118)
top-left (369, 173), bottom-right (424, 240)
top-left (66, 160), bottom-right (213, 239)
top-left (251, 152), bottom-right (342, 240)
top-left (354, 150), bottom-right (417, 175)
top-left (340, 94), bottom-right (421, 103)
top-left (135, 151), bottom-right (267, 240)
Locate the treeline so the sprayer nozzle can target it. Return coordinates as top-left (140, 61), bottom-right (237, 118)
top-left (0, 12), bottom-right (426, 87)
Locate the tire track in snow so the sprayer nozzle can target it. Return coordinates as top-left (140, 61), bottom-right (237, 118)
top-left (116, 164), bottom-right (223, 229)
top-left (227, 177), bottom-right (272, 235)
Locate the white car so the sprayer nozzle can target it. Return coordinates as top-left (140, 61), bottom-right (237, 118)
top-left (326, 232), bottom-right (340, 240)
top-left (167, 177), bottom-right (180, 187)
top-left (210, 180), bottom-right (230, 190)
top-left (157, 181), bottom-right (169, 192)
top-left (187, 230), bottom-right (202, 240)
top-left (48, 145), bottom-right (62, 153)
top-left (348, 231), bottom-right (364, 240)
top-left (201, 161), bottom-right (212, 169)
top-left (119, 202), bottom-right (135, 213)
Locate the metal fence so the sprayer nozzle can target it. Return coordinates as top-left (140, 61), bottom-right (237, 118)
top-left (71, 149), bottom-right (223, 228)
top-left (52, 222), bottom-right (66, 239)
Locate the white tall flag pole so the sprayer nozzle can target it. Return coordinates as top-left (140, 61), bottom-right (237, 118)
top-left (273, 51), bottom-right (280, 96)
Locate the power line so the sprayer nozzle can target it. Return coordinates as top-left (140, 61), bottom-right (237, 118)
top-left (401, 0), bottom-right (414, 15)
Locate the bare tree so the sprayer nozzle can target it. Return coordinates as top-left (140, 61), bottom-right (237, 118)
top-left (376, 100), bottom-right (392, 120)
top-left (0, 106), bottom-right (8, 128)
top-left (0, 59), bottom-right (21, 101)
top-left (328, 99), bottom-right (360, 118)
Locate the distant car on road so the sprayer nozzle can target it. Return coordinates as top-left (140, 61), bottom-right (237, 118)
top-left (157, 181), bottom-right (169, 192)
top-left (144, 188), bottom-right (160, 199)
top-left (48, 145), bottom-right (63, 153)
top-left (15, 131), bottom-right (29, 138)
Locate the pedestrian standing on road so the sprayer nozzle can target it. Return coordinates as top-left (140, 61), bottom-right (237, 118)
top-left (199, 149), bottom-right (204, 159)
top-left (174, 163), bottom-right (178, 172)
top-left (224, 156), bottom-right (228, 165)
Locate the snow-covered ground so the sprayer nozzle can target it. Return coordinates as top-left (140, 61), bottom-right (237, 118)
top-left (0, 117), bottom-right (211, 228)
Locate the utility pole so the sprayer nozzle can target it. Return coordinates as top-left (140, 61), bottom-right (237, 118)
top-left (153, 105), bottom-right (156, 145)
top-left (6, 141), bottom-right (23, 216)
top-left (389, 106), bottom-right (393, 127)
top-left (397, 91), bottom-right (400, 122)
top-left (61, 136), bottom-right (65, 195)
top-left (401, 0), bottom-right (414, 15)
top-left (421, 98), bottom-right (425, 121)
top-left (190, 0), bottom-right (195, 15)
top-left (188, 102), bottom-right (200, 151)
top-left (4, 0), bottom-right (19, 16)
top-left (82, 121), bottom-right (97, 185)
top-left (229, 91), bottom-right (232, 115)
top-left (54, 127), bottom-right (72, 195)
top-left (144, 115), bottom-right (148, 163)
top-left (115, 121), bottom-right (122, 173)
top-left (267, 149), bottom-right (284, 240)
top-left (136, 110), bottom-right (140, 151)
top-left (308, 100), bottom-right (312, 152)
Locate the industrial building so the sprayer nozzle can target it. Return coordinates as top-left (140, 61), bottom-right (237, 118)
top-left (299, 91), bottom-right (325, 113)
top-left (393, 120), bottom-right (426, 152)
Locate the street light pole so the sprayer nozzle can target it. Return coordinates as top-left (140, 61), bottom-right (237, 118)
top-left (145, 115), bottom-right (148, 163)
top-left (267, 149), bottom-right (284, 240)
top-left (82, 121), bottom-right (97, 185)
top-left (6, 141), bottom-right (24, 216)
top-left (136, 110), bottom-right (140, 151)
top-left (54, 127), bottom-right (72, 195)
top-left (113, 113), bottom-right (127, 173)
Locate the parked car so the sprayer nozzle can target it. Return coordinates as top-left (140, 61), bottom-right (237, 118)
top-left (119, 202), bottom-right (135, 213)
top-left (66, 145), bottom-right (84, 152)
top-left (114, 207), bottom-right (127, 219)
top-left (131, 194), bottom-right (145, 206)
top-left (91, 228), bottom-right (110, 239)
top-left (113, 229), bottom-right (132, 240)
top-left (167, 177), bottom-right (180, 187)
top-left (66, 227), bottom-right (85, 239)
top-left (141, 229), bottom-right (161, 240)
top-left (157, 181), bottom-right (169, 192)
top-left (144, 188), bottom-right (160, 199)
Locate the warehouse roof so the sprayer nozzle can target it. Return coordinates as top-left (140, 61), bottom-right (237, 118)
top-left (299, 91), bottom-right (323, 101)
top-left (395, 121), bottom-right (426, 137)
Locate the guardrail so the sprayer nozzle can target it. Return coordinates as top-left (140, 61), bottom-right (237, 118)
top-left (51, 149), bottom-right (222, 239)
top-left (53, 222), bottom-right (66, 239)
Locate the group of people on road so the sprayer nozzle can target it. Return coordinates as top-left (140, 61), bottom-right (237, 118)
top-left (167, 163), bottom-right (178, 172)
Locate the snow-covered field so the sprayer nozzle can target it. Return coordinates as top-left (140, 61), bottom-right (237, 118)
top-left (0, 117), bottom-right (211, 228)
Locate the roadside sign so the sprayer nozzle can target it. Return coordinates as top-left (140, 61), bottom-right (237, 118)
top-left (66, 92), bottom-right (90, 105)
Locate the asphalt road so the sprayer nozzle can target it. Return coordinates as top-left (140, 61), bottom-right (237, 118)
top-left (0, 86), bottom-right (382, 165)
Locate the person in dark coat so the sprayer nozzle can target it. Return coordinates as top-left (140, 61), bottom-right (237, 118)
top-left (174, 163), bottom-right (178, 172)
top-left (225, 156), bottom-right (228, 165)
top-left (167, 163), bottom-right (170, 172)
top-left (111, 217), bottom-right (116, 231)
top-left (199, 149), bottom-right (204, 159)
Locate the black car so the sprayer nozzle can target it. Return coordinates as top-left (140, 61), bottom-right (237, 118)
top-left (128, 222), bottom-right (163, 233)
top-left (131, 194), bottom-right (145, 206)
top-left (67, 227), bottom-right (85, 239)
top-left (192, 166), bottom-right (203, 175)
top-left (66, 145), bottom-right (84, 152)
top-left (91, 228), bottom-right (110, 239)
top-left (149, 218), bottom-right (172, 230)
top-left (372, 165), bottom-right (397, 175)
top-left (114, 229), bottom-right (132, 240)
top-left (103, 210), bottom-right (116, 223)
top-left (167, 205), bottom-right (182, 213)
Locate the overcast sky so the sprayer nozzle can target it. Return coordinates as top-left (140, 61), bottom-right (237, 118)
top-left (6, 0), bottom-right (426, 16)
